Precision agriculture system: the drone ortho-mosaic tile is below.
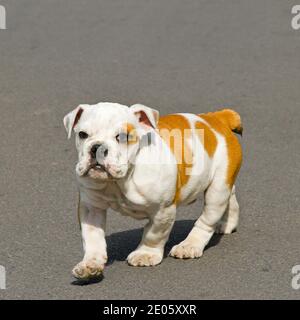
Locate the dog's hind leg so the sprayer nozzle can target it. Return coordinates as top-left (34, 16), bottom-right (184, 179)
top-left (170, 180), bottom-right (231, 259)
top-left (215, 185), bottom-right (239, 234)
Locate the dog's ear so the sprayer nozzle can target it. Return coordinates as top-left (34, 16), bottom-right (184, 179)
top-left (130, 104), bottom-right (159, 130)
top-left (63, 105), bottom-right (85, 139)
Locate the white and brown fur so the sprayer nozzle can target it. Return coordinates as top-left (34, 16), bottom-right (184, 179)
top-left (64, 102), bottom-right (243, 280)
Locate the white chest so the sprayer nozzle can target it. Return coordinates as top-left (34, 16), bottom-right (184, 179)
top-left (77, 176), bottom-right (150, 219)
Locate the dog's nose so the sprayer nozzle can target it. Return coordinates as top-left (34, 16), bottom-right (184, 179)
top-left (91, 143), bottom-right (108, 160)
top-left (90, 144), bottom-right (101, 158)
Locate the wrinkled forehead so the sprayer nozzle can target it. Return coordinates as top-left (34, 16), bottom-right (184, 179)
top-left (77, 103), bottom-right (136, 134)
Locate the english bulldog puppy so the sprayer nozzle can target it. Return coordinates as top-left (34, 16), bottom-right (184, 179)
top-left (63, 102), bottom-right (243, 280)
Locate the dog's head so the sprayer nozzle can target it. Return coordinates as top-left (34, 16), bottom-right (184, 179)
top-left (63, 102), bottom-right (159, 180)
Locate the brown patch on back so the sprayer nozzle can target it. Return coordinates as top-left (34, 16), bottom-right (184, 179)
top-left (195, 121), bottom-right (217, 157)
top-left (157, 115), bottom-right (193, 204)
top-left (199, 112), bottom-right (242, 187)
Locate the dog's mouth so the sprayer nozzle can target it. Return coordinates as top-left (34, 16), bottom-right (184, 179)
top-left (84, 162), bottom-right (114, 180)
top-left (88, 162), bottom-right (109, 175)
top-left (81, 160), bottom-right (105, 172)
top-left (91, 163), bottom-right (106, 172)
top-left (77, 159), bottom-right (126, 180)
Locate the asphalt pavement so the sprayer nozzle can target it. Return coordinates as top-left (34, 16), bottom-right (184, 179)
top-left (0, 0), bottom-right (300, 299)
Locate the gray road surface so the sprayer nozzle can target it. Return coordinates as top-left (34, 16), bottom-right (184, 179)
top-left (0, 0), bottom-right (300, 299)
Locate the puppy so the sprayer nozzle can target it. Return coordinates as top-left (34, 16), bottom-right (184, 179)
top-left (63, 102), bottom-right (243, 280)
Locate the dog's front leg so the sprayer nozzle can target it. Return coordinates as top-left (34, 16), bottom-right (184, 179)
top-left (72, 202), bottom-right (107, 280)
top-left (127, 205), bottom-right (176, 267)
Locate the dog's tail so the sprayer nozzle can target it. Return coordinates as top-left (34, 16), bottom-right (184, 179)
top-left (213, 109), bottom-right (243, 136)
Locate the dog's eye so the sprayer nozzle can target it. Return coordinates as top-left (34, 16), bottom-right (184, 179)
top-left (78, 131), bottom-right (88, 139)
top-left (116, 132), bottom-right (128, 143)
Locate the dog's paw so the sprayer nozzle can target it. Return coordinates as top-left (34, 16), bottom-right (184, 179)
top-left (215, 221), bottom-right (237, 234)
top-left (170, 241), bottom-right (203, 259)
top-left (72, 258), bottom-right (105, 280)
top-left (127, 248), bottom-right (163, 267)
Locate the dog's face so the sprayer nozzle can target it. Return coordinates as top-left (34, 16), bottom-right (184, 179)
top-left (64, 102), bottom-right (159, 180)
